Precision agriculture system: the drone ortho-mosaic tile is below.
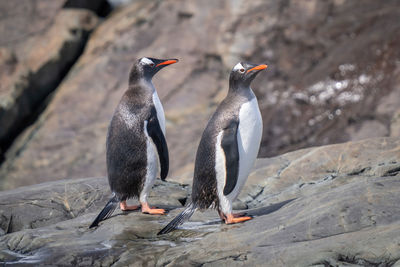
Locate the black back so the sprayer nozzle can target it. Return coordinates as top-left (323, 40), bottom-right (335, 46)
top-left (191, 90), bottom-right (253, 209)
top-left (191, 61), bottom-right (266, 209)
top-left (107, 86), bottom-right (153, 200)
top-left (106, 57), bottom-right (175, 201)
top-left (221, 120), bottom-right (239, 195)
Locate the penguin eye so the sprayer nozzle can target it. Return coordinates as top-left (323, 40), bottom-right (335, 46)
top-left (149, 63), bottom-right (155, 67)
top-left (239, 68), bottom-right (245, 73)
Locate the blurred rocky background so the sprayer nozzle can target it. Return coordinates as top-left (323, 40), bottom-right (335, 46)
top-left (0, 0), bottom-right (400, 190)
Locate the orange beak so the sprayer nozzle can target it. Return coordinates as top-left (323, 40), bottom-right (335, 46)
top-left (246, 64), bottom-right (268, 73)
top-left (156, 59), bottom-right (178, 67)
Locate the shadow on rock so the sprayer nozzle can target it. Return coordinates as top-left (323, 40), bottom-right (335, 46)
top-left (246, 198), bottom-right (296, 218)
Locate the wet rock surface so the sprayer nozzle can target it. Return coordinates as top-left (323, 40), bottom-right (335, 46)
top-left (0, 178), bottom-right (187, 235)
top-left (0, 137), bottom-right (399, 266)
top-left (1, 0), bottom-right (400, 189)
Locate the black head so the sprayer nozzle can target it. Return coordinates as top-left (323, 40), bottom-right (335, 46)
top-left (229, 62), bottom-right (268, 90)
top-left (129, 57), bottom-right (178, 83)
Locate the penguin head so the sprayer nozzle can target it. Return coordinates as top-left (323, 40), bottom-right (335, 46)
top-left (229, 62), bottom-right (268, 89)
top-left (130, 57), bottom-right (178, 82)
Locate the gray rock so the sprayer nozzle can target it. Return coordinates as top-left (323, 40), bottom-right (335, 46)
top-left (0, 137), bottom-right (399, 266)
top-left (391, 109), bottom-right (400, 137)
top-left (0, 178), bottom-right (188, 235)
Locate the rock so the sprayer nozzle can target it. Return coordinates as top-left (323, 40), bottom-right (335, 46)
top-left (0, 137), bottom-right (399, 266)
top-left (238, 137), bottom-right (400, 208)
top-left (390, 109), bottom-right (400, 137)
top-left (0, 177), bottom-right (109, 234)
top-left (64, 0), bottom-right (110, 14)
top-left (0, 0), bottom-right (63, 146)
top-left (1, 0), bottom-right (400, 189)
top-left (346, 120), bottom-right (389, 141)
top-left (0, 177), bottom-right (187, 235)
top-left (0, 0), bottom-right (99, 155)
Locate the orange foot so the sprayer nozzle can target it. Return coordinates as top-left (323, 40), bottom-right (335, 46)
top-left (218, 211), bottom-right (247, 220)
top-left (224, 213), bottom-right (252, 224)
top-left (141, 202), bottom-right (165, 215)
top-left (120, 201), bottom-right (140, 211)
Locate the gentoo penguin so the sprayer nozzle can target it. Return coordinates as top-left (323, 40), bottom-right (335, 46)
top-left (158, 62), bottom-right (267, 234)
top-left (90, 57), bottom-right (178, 228)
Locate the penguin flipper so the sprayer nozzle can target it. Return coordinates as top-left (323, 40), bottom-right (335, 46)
top-left (89, 194), bottom-right (119, 228)
top-left (157, 202), bottom-right (197, 235)
top-left (221, 121), bottom-right (239, 196)
top-left (147, 108), bottom-right (169, 181)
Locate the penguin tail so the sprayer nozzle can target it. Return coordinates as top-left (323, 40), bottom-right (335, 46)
top-left (89, 194), bottom-right (119, 228)
top-left (157, 202), bottom-right (197, 235)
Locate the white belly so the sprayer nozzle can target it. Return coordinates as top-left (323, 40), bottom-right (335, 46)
top-left (140, 120), bottom-right (159, 203)
top-left (139, 83), bottom-right (165, 203)
top-left (215, 95), bottom-right (263, 214)
top-left (152, 91), bottom-right (166, 134)
top-left (236, 96), bottom-right (263, 197)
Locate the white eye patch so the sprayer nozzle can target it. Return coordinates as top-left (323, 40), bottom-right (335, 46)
top-left (140, 57), bottom-right (154, 65)
top-left (233, 62), bottom-right (244, 71)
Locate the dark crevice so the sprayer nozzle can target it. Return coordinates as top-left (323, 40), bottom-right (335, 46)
top-left (383, 166), bottom-right (400, 177)
top-left (63, 0), bottom-right (112, 18)
top-left (177, 11), bottom-right (194, 20)
top-left (0, 32), bottom-right (91, 166)
top-left (250, 187), bottom-right (264, 201)
top-left (6, 214), bottom-right (12, 234)
top-left (0, 89), bottom-right (52, 163)
top-left (348, 167), bottom-right (371, 176)
top-left (313, 255), bottom-right (399, 267)
top-left (0, 2), bottom-right (111, 167)
top-left (178, 197), bottom-right (187, 206)
top-left (246, 198), bottom-right (295, 218)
